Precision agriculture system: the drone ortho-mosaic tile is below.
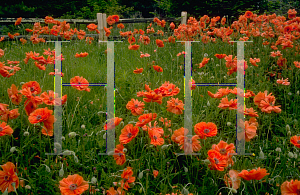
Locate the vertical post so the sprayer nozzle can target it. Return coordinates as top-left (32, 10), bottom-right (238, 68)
top-left (103, 13), bottom-right (107, 41)
top-left (97, 13), bottom-right (103, 41)
top-left (181, 11), bottom-right (187, 25)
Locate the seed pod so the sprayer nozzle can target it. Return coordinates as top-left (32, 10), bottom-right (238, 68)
top-left (288, 152), bottom-right (294, 158)
top-left (23, 131), bottom-right (29, 136)
top-left (138, 171), bottom-right (143, 179)
top-left (91, 176), bottom-right (97, 184)
top-left (68, 132), bottom-right (77, 138)
top-left (59, 167), bottom-right (64, 177)
top-left (286, 124), bottom-right (290, 131)
top-left (10, 147), bottom-right (16, 153)
top-left (25, 185), bottom-right (31, 190)
top-left (275, 147), bottom-right (282, 152)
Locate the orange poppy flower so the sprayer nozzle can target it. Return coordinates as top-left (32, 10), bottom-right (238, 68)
top-left (207, 150), bottom-right (227, 171)
top-left (143, 91), bottom-right (163, 105)
top-left (156, 39), bottom-right (164, 47)
top-left (290, 135), bottom-right (300, 148)
top-left (157, 81), bottom-right (180, 97)
top-left (244, 107), bottom-right (259, 117)
top-left (21, 81), bottom-right (41, 95)
top-left (136, 113), bottom-right (157, 127)
top-left (194, 122), bottom-right (217, 139)
top-left (179, 135), bottom-right (201, 154)
top-left (112, 15), bottom-right (120, 22)
top-left (20, 38), bottom-right (27, 45)
top-left (104, 117), bottom-right (123, 130)
top-left (7, 84), bottom-right (22, 105)
top-left (294, 61), bottom-right (300, 68)
top-left (24, 99), bottom-right (38, 116)
top-left (159, 117), bottom-right (171, 127)
top-left (166, 97), bottom-right (184, 115)
top-left (28, 107), bottom-right (53, 124)
top-left (8, 33), bottom-right (14, 39)
top-left (107, 187), bottom-right (125, 195)
top-left (0, 122), bottom-right (14, 137)
top-left (119, 124), bottom-right (139, 144)
top-left (244, 11), bottom-right (253, 18)
top-left (0, 162), bottom-right (19, 193)
top-left (153, 65), bottom-right (163, 72)
top-left (70, 76), bottom-right (91, 92)
top-left (128, 36), bottom-right (136, 44)
top-left (117, 23), bottom-right (125, 29)
top-left (59, 174), bottom-right (89, 195)
top-left (281, 179), bottom-right (300, 194)
top-left (14, 17), bottom-right (22, 26)
top-left (224, 170), bottom-right (241, 190)
top-left (148, 129), bottom-right (164, 146)
top-left (87, 23), bottom-right (97, 31)
top-left (133, 67), bottom-right (143, 74)
top-left (207, 87), bottom-right (231, 98)
top-left (215, 54), bottom-right (227, 59)
top-left (153, 170), bottom-right (159, 178)
top-left (277, 78), bottom-right (290, 85)
top-left (113, 144), bottom-right (126, 165)
top-left (128, 44), bottom-right (140, 50)
top-left (126, 99), bottom-right (145, 116)
top-left (75, 52), bottom-right (88, 58)
top-left (218, 96), bottom-right (238, 110)
top-left (40, 90), bottom-right (67, 106)
top-left (199, 57), bottom-right (210, 68)
top-left (171, 127), bottom-right (186, 143)
top-left (8, 109), bottom-right (19, 120)
top-left (238, 168), bottom-right (269, 180)
top-left (249, 58), bottom-right (260, 67)
top-left (120, 167), bottom-right (135, 191)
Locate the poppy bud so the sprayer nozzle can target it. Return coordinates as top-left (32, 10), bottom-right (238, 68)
top-left (288, 152), bottom-right (294, 158)
top-left (59, 167), bottom-right (64, 177)
top-left (227, 122), bottom-right (231, 126)
top-left (74, 155), bottom-right (79, 163)
top-left (63, 150), bottom-right (72, 155)
top-left (275, 147), bottom-right (281, 152)
top-left (23, 131), bottom-right (29, 136)
top-left (204, 53), bottom-right (208, 57)
top-left (297, 90), bottom-right (299, 95)
top-left (139, 187), bottom-right (143, 193)
top-left (287, 131), bottom-right (291, 136)
top-left (230, 188), bottom-right (237, 194)
top-left (10, 147), bottom-right (16, 153)
top-left (107, 151), bottom-right (114, 155)
top-left (128, 183), bottom-right (135, 188)
top-left (61, 136), bottom-right (65, 141)
top-left (44, 165), bottom-right (51, 172)
top-left (91, 176), bottom-right (97, 184)
top-left (286, 124), bottom-right (290, 131)
top-left (161, 145), bottom-right (169, 150)
top-left (68, 132), bottom-right (77, 138)
top-left (54, 142), bottom-right (62, 150)
top-left (207, 101), bottom-right (210, 107)
top-left (259, 149), bottom-right (265, 159)
top-left (184, 167), bottom-right (188, 172)
top-left (216, 64), bottom-right (220, 66)
top-left (138, 171), bottom-right (143, 179)
top-left (294, 152), bottom-right (298, 159)
top-left (81, 124), bottom-right (86, 129)
top-left (181, 187), bottom-right (189, 195)
top-left (2, 188), bottom-right (8, 195)
top-left (120, 121), bottom-right (124, 127)
top-left (25, 185), bottom-right (31, 190)
top-left (144, 110), bottom-right (149, 114)
top-left (203, 159), bottom-right (210, 164)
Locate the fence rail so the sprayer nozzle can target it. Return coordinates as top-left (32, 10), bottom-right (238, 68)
top-left (0, 11), bottom-right (187, 41)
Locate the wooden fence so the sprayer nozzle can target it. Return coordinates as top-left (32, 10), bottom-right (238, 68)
top-left (0, 11), bottom-right (187, 41)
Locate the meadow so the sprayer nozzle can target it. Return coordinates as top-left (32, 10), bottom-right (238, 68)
top-left (0, 11), bottom-right (300, 195)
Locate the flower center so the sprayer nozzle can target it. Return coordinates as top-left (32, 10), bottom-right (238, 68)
top-left (214, 158), bottom-right (219, 164)
top-left (204, 129), bottom-right (210, 134)
top-left (30, 87), bottom-right (35, 92)
top-left (69, 184), bottom-right (77, 190)
top-left (0, 127), bottom-right (3, 132)
top-left (142, 119), bottom-right (145, 122)
top-left (36, 115), bottom-right (42, 120)
top-left (168, 88), bottom-right (172, 92)
top-left (153, 135), bottom-right (157, 140)
top-left (49, 97), bottom-right (53, 101)
top-left (135, 104), bottom-right (138, 108)
top-left (127, 132), bottom-right (132, 138)
top-left (4, 175), bottom-right (10, 181)
top-left (297, 140), bottom-right (300, 144)
top-left (219, 148), bottom-right (227, 155)
top-left (187, 138), bottom-right (192, 143)
top-left (175, 102), bottom-right (178, 106)
top-left (118, 153), bottom-right (123, 157)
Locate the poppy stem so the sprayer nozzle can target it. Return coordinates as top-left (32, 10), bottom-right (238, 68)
top-left (253, 181), bottom-right (258, 195)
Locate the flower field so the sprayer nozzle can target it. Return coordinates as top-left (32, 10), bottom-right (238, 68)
top-left (1, 10), bottom-right (300, 195)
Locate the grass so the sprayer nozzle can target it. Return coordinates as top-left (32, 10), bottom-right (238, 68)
top-left (0, 13), bottom-right (300, 195)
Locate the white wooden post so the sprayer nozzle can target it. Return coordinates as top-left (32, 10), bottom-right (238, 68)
top-left (102, 13), bottom-right (107, 41)
top-left (97, 13), bottom-right (103, 41)
top-left (181, 11), bottom-right (187, 25)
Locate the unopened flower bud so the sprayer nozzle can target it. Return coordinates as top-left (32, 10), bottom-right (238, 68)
top-left (161, 145), bottom-right (169, 150)
top-left (203, 159), bottom-right (210, 164)
top-left (61, 136), bottom-right (65, 141)
top-left (123, 148), bottom-right (127, 153)
top-left (25, 185), bottom-right (31, 190)
top-left (10, 147), bottom-right (16, 153)
top-left (207, 101), bottom-right (210, 107)
top-left (59, 168), bottom-right (64, 177)
top-left (287, 131), bottom-right (292, 136)
top-left (74, 155), bottom-right (79, 163)
top-left (139, 187), bottom-right (143, 193)
top-left (138, 172), bottom-right (143, 179)
top-left (230, 188), bottom-right (237, 193)
top-left (44, 165), bottom-right (51, 172)
top-left (81, 124), bottom-right (85, 129)
top-left (288, 152), bottom-right (294, 158)
top-left (227, 122), bottom-right (231, 126)
top-left (259, 150), bottom-right (265, 159)
top-left (103, 133), bottom-right (106, 139)
top-left (23, 131), bottom-right (29, 136)
top-left (91, 176), bottom-right (97, 184)
top-left (63, 150), bottom-right (72, 155)
top-left (184, 167), bottom-right (188, 173)
top-left (68, 132), bottom-right (77, 138)
top-left (181, 187), bottom-right (189, 195)
top-left (275, 147), bottom-right (281, 152)
top-left (286, 124), bottom-right (290, 131)
top-left (294, 152), bottom-right (298, 159)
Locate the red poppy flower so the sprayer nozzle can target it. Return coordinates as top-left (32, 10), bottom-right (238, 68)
top-left (104, 117), bottom-right (123, 130)
top-left (119, 124), bottom-right (139, 144)
top-left (238, 168), bottom-right (269, 180)
top-left (153, 170), bottom-right (159, 178)
top-left (215, 54), bottom-right (227, 59)
top-left (244, 11), bottom-right (253, 18)
top-left (156, 39), bottom-right (164, 47)
top-left (281, 179), bottom-right (300, 194)
top-left (224, 170), bottom-right (241, 190)
top-left (128, 44), bottom-right (140, 50)
top-left (136, 113), bottom-right (157, 127)
top-left (70, 76), bottom-right (91, 92)
top-left (207, 150), bottom-right (227, 171)
top-left (166, 97), bottom-right (184, 115)
top-left (194, 122), bottom-right (217, 139)
top-left (153, 65), bottom-right (163, 72)
top-left (0, 122), bottom-right (14, 137)
top-left (59, 174), bottom-right (89, 195)
top-left (148, 129), bottom-right (164, 146)
top-left (113, 144), bottom-right (126, 165)
top-left (120, 167), bottom-right (135, 191)
top-left (75, 52), bottom-right (88, 58)
top-left (143, 91), bottom-right (163, 105)
top-left (133, 67), bottom-right (143, 74)
top-left (290, 135), bottom-right (300, 148)
top-left (126, 99), bottom-right (145, 116)
top-left (0, 162), bottom-right (19, 193)
top-left (7, 84), bottom-right (22, 105)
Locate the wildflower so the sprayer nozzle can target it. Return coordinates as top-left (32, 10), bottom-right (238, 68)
top-left (113, 144), bottom-right (126, 165)
top-left (207, 150), bottom-right (227, 171)
top-left (199, 57), bottom-right (210, 68)
top-left (59, 174), bottom-right (89, 195)
top-left (215, 54), bottom-right (227, 59)
top-left (75, 52), bottom-right (88, 58)
top-left (7, 84), bottom-right (22, 105)
top-left (0, 122), bottom-right (13, 137)
top-left (281, 179), bottom-right (300, 194)
top-left (238, 168), bottom-right (269, 180)
top-left (87, 23), bottom-right (97, 31)
top-left (117, 23), bottom-right (125, 29)
top-left (120, 167), bottom-right (135, 190)
top-left (128, 44), bottom-right (140, 50)
top-left (136, 113), bottom-right (157, 127)
top-left (290, 135), bottom-right (300, 148)
top-left (0, 162), bottom-right (19, 193)
top-left (104, 117), bottom-right (123, 130)
top-left (166, 97), bottom-right (184, 115)
top-left (194, 122), bottom-right (217, 139)
top-left (156, 39), bottom-right (164, 47)
top-left (143, 91), bottom-right (163, 104)
top-left (224, 170), bottom-right (241, 190)
top-left (70, 76), bottom-right (91, 92)
top-left (133, 67), bottom-right (143, 74)
top-left (148, 129), bottom-right (164, 146)
top-left (153, 170), bottom-right (159, 178)
top-left (277, 78), bottom-right (290, 85)
top-left (119, 124), bottom-right (139, 144)
top-left (126, 99), bottom-right (145, 116)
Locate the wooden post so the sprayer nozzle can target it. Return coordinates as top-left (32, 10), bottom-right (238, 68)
top-left (181, 11), bottom-right (187, 25)
top-left (102, 13), bottom-right (107, 41)
top-left (97, 13), bottom-right (103, 41)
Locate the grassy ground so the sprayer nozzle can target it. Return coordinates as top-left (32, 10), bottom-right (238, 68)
top-left (0, 13), bottom-right (300, 195)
